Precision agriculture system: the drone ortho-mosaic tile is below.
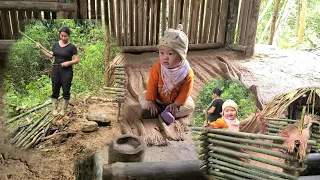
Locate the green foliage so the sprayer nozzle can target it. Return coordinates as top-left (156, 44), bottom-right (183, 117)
top-left (4, 19), bottom-right (120, 117)
top-left (256, 0), bottom-right (320, 49)
top-left (192, 78), bottom-right (256, 127)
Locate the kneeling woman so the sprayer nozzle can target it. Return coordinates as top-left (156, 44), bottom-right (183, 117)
top-left (36, 26), bottom-right (79, 116)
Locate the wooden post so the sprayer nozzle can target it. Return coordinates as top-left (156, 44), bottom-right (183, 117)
top-left (244, 0), bottom-right (253, 46)
top-left (134, 0), bottom-right (138, 46)
top-left (79, 0), bottom-right (88, 19)
top-left (298, 0), bottom-right (307, 43)
top-left (168, 0), bottom-right (174, 28)
top-left (182, 0), bottom-right (189, 35)
top-left (90, 0), bottom-right (96, 19)
top-left (245, 0), bottom-right (261, 57)
top-left (104, 24), bottom-right (111, 87)
top-left (143, 0), bottom-right (148, 46)
top-left (225, 0), bottom-right (240, 45)
top-left (161, 0), bottom-right (167, 36)
top-left (0, 10), bottom-right (12, 39)
top-left (116, 0), bottom-right (121, 45)
top-left (128, 0), bottom-right (133, 45)
top-left (217, 0), bottom-right (229, 44)
top-left (43, 12), bottom-right (51, 19)
top-left (149, 0), bottom-right (155, 45)
top-left (202, 0), bottom-right (213, 43)
top-left (10, 11), bottom-right (19, 39)
top-left (198, 0), bottom-right (205, 43)
top-left (122, 0), bottom-right (127, 46)
top-left (97, 0), bottom-right (102, 19)
top-left (110, 0), bottom-right (116, 37)
top-left (155, 0), bottom-right (160, 44)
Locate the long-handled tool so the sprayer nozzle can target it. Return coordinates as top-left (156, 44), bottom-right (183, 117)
top-left (18, 30), bottom-right (54, 63)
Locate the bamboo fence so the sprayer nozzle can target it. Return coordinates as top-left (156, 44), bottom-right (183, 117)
top-left (192, 127), bottom-right (313, 180)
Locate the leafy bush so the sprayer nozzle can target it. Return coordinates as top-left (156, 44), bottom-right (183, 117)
top-left (192, 78), bottom-right (256, 126)
top-left (4, 19), bottom-right (120, 117)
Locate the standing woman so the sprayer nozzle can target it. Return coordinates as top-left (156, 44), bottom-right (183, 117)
top-left (203, 88), bottom-right (224, 123)
top-left (36, 26), bottom-right (79, 116)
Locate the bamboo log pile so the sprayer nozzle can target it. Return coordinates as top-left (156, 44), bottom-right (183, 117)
top-left (191, 127), bottom-right (313, 180)
top-left (10, 110), bottom-right (53, 149)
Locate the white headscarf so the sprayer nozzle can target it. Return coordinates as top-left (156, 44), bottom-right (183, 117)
top-left (160, 59), bottom-right (190, 95)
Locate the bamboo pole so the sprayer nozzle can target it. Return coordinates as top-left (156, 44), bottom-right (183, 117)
top-left (103, 87), bottom-right (126, 92)
top-left (6, 101), bottom-right (52, 124)
top-left (265, 117), bottom-right (298, 123)
top-left (209, 0), bottom-right (219, 43)
top-left (268, 0), bottom-right (281, 45)
top-left (299, 106), bottom-right (306, 134)
top-left (267, 124), bottom-right (282, 129)
top-left (207, 138), bottom-right (295, 161)
top-left (208, 163), bottom-right (270, 180)
top-left (208, 146), bottom-right (297, 171)
top-left (168, 0), bottom-right (174, 28)
top-left (207, 133), bottom-right (287, 150)
top-left (197, 0), bottom-right (205, 43)
top-left (217, 0), bottom-right (229, 44)
top-left (208, 169), bottom-right (247, 180)
top-left (312, 88), bottom-right (316, 116)
top-left (161, 0), bottom-right (166, 36)
top-left (266, 127), bottom-right (281, 133)
top-left (238, 0), bottom-right (250, 45)
top-left (123, 0), bottom-right (128, 46)
top-left (298, 0), bottom-right (307, 43)
top-left (209, 153), bottom-right (296, 180)
top-left (202, 0), bottom-right (213, 43)
top-left (244, 0), bottom-right (253, 46)
top-left (182, 0), bottom-right (189, 35)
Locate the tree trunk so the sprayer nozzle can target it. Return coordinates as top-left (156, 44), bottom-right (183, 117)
top-left (268, 0), bottom-right (281, 45)
top-left (298, 0), bottom-right (307, 43)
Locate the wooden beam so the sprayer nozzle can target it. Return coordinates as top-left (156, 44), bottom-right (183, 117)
top-left (0, 1), bottom-right (77, 12)
top-left (245, 0), bottom-right (261, 57)
top-left (103, 161), bottom-right (205, 180)
top-left (225, 0), bottom-right (239, 44)
top-left (0, 40), bottom-right (16, 53)
top-left (120, 43), bottom-right (225, 53)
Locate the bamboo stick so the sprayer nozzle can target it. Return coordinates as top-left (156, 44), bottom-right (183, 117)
top-left (300, 106), bottom-right (306, 134)
top-left (312, 88), bottom-right (316, 116)
top-left (6, 100), bottom-right (52, 124)
top-left (208, 146), bottom-right (297, 171)
top-left (267, 124), bottom-right (282, 129)
top-left (209, 153), bottom-right (296, 180)
top-left (208, 169), bottom-right (247, 180)
top-left (209, 0), bottom-right (219, 43)
top-left (265, 117), bottom-right (298, 123)
top-left (143, 0), bottom-right (148, 46)
top-left (134, 0), bottom-right (138, 45)
top-left (123, 0), bottom-right (128, 46)
top-left (208, 163), bottom-right (270, 180)
top-left (311, 134), bottom-right (320, 139)
top-left (198, 0), bottom-right (205, 43)
top-left (15, 116), bottom-right (51, 148)
top-left (266, 127), bottom-right (281, 133)
top-left (207, 133), bottom-right (287, 150)
top-left (192, 128), bottom-right (317, 145)
top-left (114, 71), bottom-right (126, 75)
top-left (207, 138), bottom-right (295, 161)
top-left (11, 111), bottom-right (51, 143)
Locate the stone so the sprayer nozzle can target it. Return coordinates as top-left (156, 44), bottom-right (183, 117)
top-left (81, 121), bottom-right (98, 133)
top-left (86, 113), bottom-right (111, 126)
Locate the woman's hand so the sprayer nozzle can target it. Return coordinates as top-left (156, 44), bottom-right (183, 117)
top-left (35, 42), bottom-right (41, 49)
top-left (165, 102), bottom-right (181, 115)
top-left (61, 61), bottom-right (72, 67)
top-left (144, 101), bottom-right (159, 116)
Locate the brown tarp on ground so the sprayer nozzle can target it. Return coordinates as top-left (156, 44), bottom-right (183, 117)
top-left (109, 51), bottom-right (263, 145)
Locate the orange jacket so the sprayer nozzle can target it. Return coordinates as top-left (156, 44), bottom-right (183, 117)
top-left (146, 61), bottom-right (194, 105)
top-left (209, 118), bottom-right (229, 129)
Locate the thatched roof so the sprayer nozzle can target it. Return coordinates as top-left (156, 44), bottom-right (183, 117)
top-left (262, 88), bottom-right (320, 118)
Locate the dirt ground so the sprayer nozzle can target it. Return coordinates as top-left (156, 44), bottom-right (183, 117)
top-left (1, 45), bottom-right (320, 179)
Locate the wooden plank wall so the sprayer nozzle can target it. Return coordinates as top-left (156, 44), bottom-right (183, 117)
top-left (106, 0), bottom-right (231, 46)
top-left (0, 0), bottom-right (78, 40)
